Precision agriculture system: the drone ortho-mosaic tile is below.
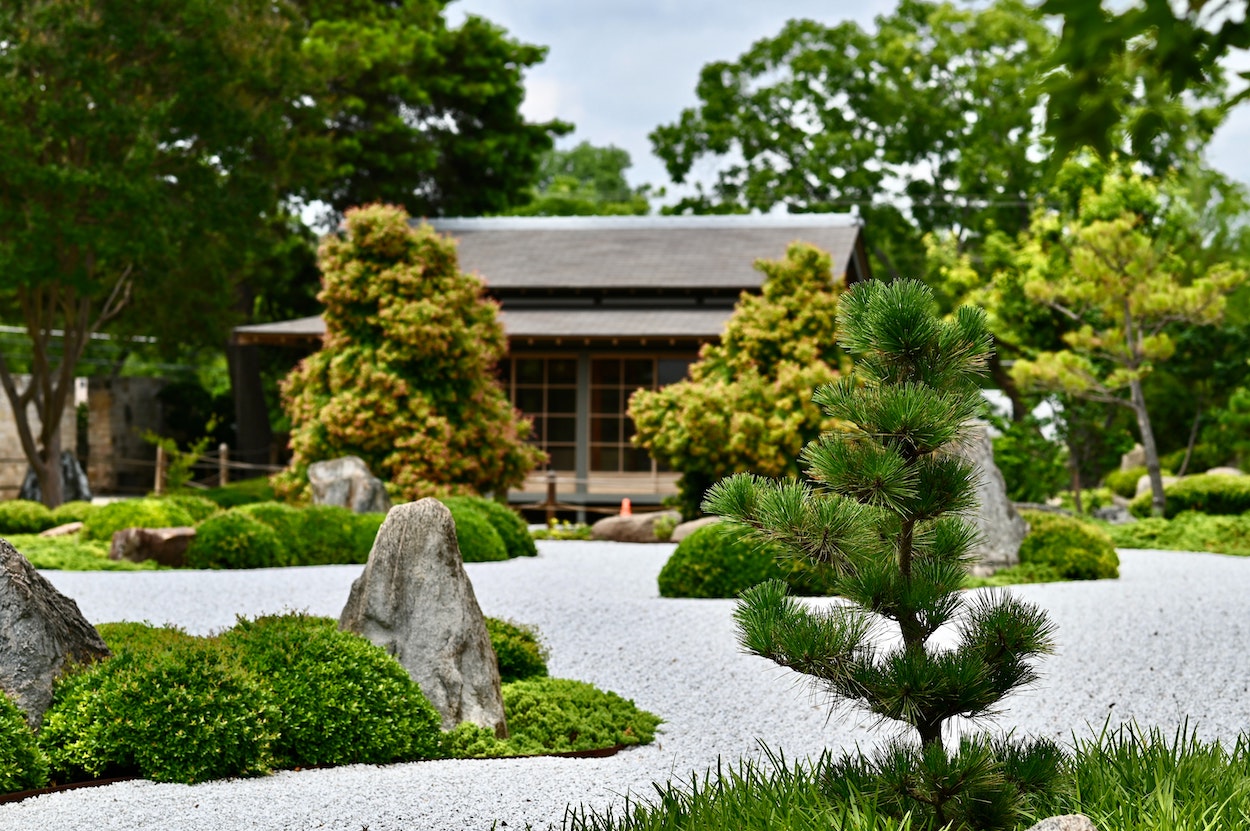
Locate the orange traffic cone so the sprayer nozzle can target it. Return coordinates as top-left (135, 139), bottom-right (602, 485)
top-left (620, 498), bottom-right (632, 517)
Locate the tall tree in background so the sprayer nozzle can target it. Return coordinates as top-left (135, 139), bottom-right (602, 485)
top-left (504, 141), bottom-right (650, 216)
top-left (629, 243), bottom-right (848, 518)
top-left (0, 0), bottom-right (300, 506)
top-left (278, 204), bottom-right (544, 500)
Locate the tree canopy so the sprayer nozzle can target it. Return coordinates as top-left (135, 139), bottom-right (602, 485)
top-left (504, 141), bottom-right (650, 216)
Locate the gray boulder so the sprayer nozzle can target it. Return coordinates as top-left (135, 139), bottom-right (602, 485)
top-left (670, 516), bottom-right (721, 543)
top-left (1205, 466), bottom-right (1244, 477)
top-left (1092, 504), bottom-right (1135, 525)
top-left (1120, 443), bottom-right (1146, 471)
top-left (0, 538), bottom-right (110, 728)
top-left (309, 456), bottom-right (392, 514)
top-left (591, 510), bottom-right (683, 543)
top-left (1025, 815), bottom-right (1098, 831)
top-left (20, 450), bottom-right (93, 504)
top-left (961, 422), bottom-right (1027, 576)
top-left (339, 499), bottom-right (506, 737)
top-left (109, 526), bottom-right (196, 568)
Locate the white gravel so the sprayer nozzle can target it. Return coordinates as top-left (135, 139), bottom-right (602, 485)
top-left (3, 543), bottom-right (1249, 831)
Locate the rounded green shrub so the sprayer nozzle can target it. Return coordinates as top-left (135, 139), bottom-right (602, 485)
top-left (1129, 473), bottom-right (1250, 519)
top-left (0, 690), bottom-right (48, 793)
top-left (441, 721), bottom-right (515, 759)
top-left (0, 499), bottom-right (55, 534)
top-left (657, 523), bottom-right (837, 598)
top-left (293, 504), bottom-right (367, 565)
top-left (1018, 511), bottom-right (1119, 580)
top-left (48, 500), bottom-right (98, 526)
top-left (96, 621), bottom-right (196, 654)
top-left (502, 678), bottom-right (661, 754)
top-left (38, 636), bottom-right (274, 784)
top-left (485, 617), bottom-right (549, 683)
top-left (159, 494), bottom-right (221, 523)
top-left (443, 496), bottom-right (537, 559)
top-left (447, 502), bottom-right (508, 562)
top-left (353, 512), bottom-right (386, 556)
top-left (81, 498), bottom-right (195, 542)
top-left (222, 614), bottom-right (442, 768)
top-left (235, 502), bottom-right (305, 555)
top-left (185, 511), bottom-right (288, 569)
top-left (1103, 466), bottom-right (1150, 499)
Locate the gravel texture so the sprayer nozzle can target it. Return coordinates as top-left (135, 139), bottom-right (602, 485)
top-left (3, 543), bottom-right (1249, 831)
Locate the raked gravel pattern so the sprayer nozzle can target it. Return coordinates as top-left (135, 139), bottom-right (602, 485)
top-left (2, 543), bottom-right (1249, 831)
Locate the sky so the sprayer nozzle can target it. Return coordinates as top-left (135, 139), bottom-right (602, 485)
top-left (448, 0), bottom-right (1250, 198)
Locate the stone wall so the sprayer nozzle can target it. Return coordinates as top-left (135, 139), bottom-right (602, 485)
top-left (85, 377), bottom-right (166, 494)
top-left (0, 378), bottom-right (80, 499)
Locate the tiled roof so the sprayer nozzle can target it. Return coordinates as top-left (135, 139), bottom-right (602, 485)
top-left (428, 214), bottom-right (864, 290)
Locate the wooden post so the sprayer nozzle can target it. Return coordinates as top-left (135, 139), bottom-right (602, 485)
top-left (219, 443), bottom-right (230, 487)
top-left (545, 469), bottom-right (557, 525)
top-left (154, 445), bottom-right (166, 495)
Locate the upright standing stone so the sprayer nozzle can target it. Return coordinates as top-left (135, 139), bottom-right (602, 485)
top-left (960, 422), bottom-right (1028, 576)
top-left (1120, 443), bottom-right (1146, 471)
top-left (339, 499), bottom-right (506, 736)
top-left (308, 456), bottom-right (392, 513)
top-left (0, 538), bottom-right (110, 728)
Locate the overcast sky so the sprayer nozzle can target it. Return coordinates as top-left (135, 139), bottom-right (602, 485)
top-left (448, 0), bottom-right (1250, 198)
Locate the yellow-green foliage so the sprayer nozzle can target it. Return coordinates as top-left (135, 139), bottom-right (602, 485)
top-left (484, 617), bottom-right (549, 683)
top-left (629, 242), bottom-right (849, 517)
top-left (1104, 465), bottom-right (1149, 499)
top-left (502, 678), bottom-right (661, 755)
top-left (49, 501), bottom-right (98, 525)
top-left (4, 534), bottom-right (159, 571)
top-left (1128, 473), bottom-right (1250, 519)
top-left (1018, 511), bottom-right (1119, 580)
top-left (278, 204), bottom-right (544, 501)
top-left (657, 523), bottom-right (837, 598)
top-left (0, 690), bottom-right (47, 793)
top-left (80, 499), bottom-right (195, 542)
top-left (0, 499), bottom-right (54, 534)
top-left (1110, 511), bottom-right (1250, 555)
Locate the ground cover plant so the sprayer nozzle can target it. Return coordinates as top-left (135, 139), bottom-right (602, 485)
top-left (531, 519), bottom-right (593, 540)
top-left (1128, 473), bottom-right (1250, 519)
top-left (80, 499), bottom-right (196, 542)
top-left (1110, 510), bottom-right (1250, 556)
top-left (8, 614), bottom-right (658, 791)
top-left (704, 279), bottom-right (1061, 829)
top-left (0, 499), bottom-right (55, 534)
top-left (2, 534), bottom-right (159, 571)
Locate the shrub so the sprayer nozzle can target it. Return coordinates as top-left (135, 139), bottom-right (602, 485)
top-left (39, 636), bottom-right (274, 784)
top-left (1107, 517), bottom-right (1174, 550)
top-left (222, 614), bottom-right (442, 768)
top-left (185, 511), bottom-right (288, 569)
top-left (485, 617), bottom-right (549, 683)
top-left (158, 494), bottom-right (221, 523)
top-left (0, 690), bottom-right (48, 793)
top-left (531, 519), bottom-right (592, 540)
top-left (502, 678), bottom-right (661, 755)
top-left (1109, 511), bottom-right (1250, 556)
top-left (81, 499), bottom-right (195, 542)
top-left (48, 500), bottom-right (98, 526)
top-left (5, 534), bottom-right (159, 571)
top-left (353, 512), bottom-right (386, 556)
top-left (1103, 465), bottom-right (1149, 499)
top-left (443, 496), bottom-right (537, 559)
top-left (652, 513), bottom-right (679, 542)
top-left (292, 504), bottom-right (368, 565)
top-left (234, 502), bottom-right (305, 555)
top-left (198, 477), bottom-right (277, 509)
top-left (0, 499), bottom-right (55, 534)
top-left (447, 502), bottom-right (508, 562)
top-left (1018, 511), bottom-right (1119, 580)
top-left (657, 523), bottom-right (837, 599)
top-left (441, 721), bottom-right (516, 759)
top-left (1129, 473), bottom-right (1250, 519)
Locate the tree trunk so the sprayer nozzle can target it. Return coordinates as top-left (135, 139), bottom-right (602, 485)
top-left (0, 369), bottom-right (67, 508)
top-left (1177, 401), bottom-right (1203, 477)
top-left (1130, 377), bottom-right (1166, 517)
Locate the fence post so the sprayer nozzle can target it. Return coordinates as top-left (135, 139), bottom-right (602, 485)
top-left (545, 469), bottom-right (557, 525)
top-left (219, 443), bottom-right (230, 487)
top-left (154, 445), bottom-right (166, 495)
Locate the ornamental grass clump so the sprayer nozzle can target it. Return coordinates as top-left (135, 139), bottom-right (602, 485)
top-left (705, 279), bottom-right (1061, 830)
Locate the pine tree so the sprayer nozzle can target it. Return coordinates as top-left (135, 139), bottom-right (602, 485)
top-left (705, 279), bottom-right (1061, 829)
top-left (277, 204), bottom-right (544, 500)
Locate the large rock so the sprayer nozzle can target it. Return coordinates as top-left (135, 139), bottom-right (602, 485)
top-left (109, 526), bottom-right (196, 567)
top-left (961, 422), bottom-right (1027, 576)
top-left (0, 538), bottom-right (110, 728)
top-left (670, 515), bottom-right (721, 543)
top-left (1120, 443), bottom-right (1146, 471)
top-left (591, 510), bottom-right (683, 543)
top-left (1025, 815), bottom-right (1098, 831)
top-left (339, 499), bottom-right (506, 736)
top-left (309, 456), bottom-right (392, 514)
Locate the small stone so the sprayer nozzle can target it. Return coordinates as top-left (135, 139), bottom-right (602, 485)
top-left (39, 522), bottom-right (83, 538)
top-left (1092, 504), bottom-right (1135, 525)
top-left (670, 516), bottom-right (721, 543)
top-left (308, 456), bottom-right (392, 514)
top-left (0, 538), bottom-right (110, 728)
top-left (340, 499), bottom-right (506, 736)
top-left (109, 527), bottom-right (197, 567)
top-left (591, 510), bottom-right (683, 543)
top-left (1025, 814), bottom-right (1098, 831)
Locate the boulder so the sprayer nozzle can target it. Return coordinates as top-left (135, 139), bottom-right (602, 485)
top-left (40, 522), bottom-right (83, 538)
top-left (961, 422), bottom-right (1028, 576)
top-left (1135, 474), bottom-right (1179, 499)
top-left (309, 456), bottom-right (392, 514)
top-left (1025, 815), bottom-right (1098, 831)
top-left (1204, 466), bottom-right (1244, 477)
top-left (0, 538), bottom-right (110, 728)
top-left (1120, 443), bottom-right (1146, 471)
top-left (591, 510), bottom-right (683, 543)
top-left (1092, 504), bottom-right (1135, 525)
top-left (109, 526), bottom-right (197, 567)
top-left (339, 499), bottom-right (506, 737)
top-left (19, 450), bottom-right (93, 503)
top-left (670, 515), bottom-right (721, 543)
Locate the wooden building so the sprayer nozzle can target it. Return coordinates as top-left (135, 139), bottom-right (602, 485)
top-left (232, 214), bottom-right (871, 513)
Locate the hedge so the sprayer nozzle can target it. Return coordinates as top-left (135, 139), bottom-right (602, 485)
top-left (657, 522), bottom-right (838, 598)
top-left (1017, 511), bottom-right (1119, 580)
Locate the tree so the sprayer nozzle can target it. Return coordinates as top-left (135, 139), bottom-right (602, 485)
top-left (504, 141), bottom-right (650, 216)
top-left (1041, 0), bottom-right (1248, 161)
top-left (628, 243), bottom-right (848, 519)
top-left (277, 204), bottom-right (544, 499)
top-left (706, 279), bottom-right (1059, 829)
top-left (0, 0), bottom-right (299, 506)
top-left (1009, 167), bottom-right (1247, 516)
